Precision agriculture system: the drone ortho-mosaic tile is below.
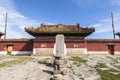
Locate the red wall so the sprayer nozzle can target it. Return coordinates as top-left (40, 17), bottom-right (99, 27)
top-left (87, 42), bottom-right (108, 51)
top-left (0, 40), bottom-right (33, 51)
top-left (33, 39), bottom-right (120, 52)
top-left (33, 39), bottom-right (86, 48)
top-left (33, 39), bottom-right (55, 48)
top-left (0, 39), bottom-right (120, 52)
top-left (0, 43), bottom-right (5, 51)
top-left (86, 40), bottom-right (120, 51)
top-left (65, 40), bottom-right (85, 48)
top-left (114, 43), bottom-right (120, 51)
top-left (12, 42), bottom-right (33, 51)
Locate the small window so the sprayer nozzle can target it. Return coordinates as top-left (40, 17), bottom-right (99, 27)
top-left (73, 44), bottom-right (79, 48)
top-left (41, 43), bottom-right (47, 48)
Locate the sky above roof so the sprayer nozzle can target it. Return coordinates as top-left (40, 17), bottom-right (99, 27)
top-left (0, 0), bottom-right (120, 39)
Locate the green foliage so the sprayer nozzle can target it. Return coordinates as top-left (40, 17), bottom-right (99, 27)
top-left (0, 56), bottom-right (32, 67)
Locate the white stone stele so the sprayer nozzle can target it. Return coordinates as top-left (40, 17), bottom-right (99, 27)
top-left (53, 43), bottom-right (67, 56)
top-left (53, 34), bottom-right (67, 57)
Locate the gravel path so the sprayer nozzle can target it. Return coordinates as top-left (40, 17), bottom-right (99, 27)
top-left (0, 57), bottom-right (53, 80)
top-left (0, 56), bottom-right (120, 80)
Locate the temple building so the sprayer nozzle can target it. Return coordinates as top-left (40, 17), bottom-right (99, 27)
top-left (0, 32), bottom-right (4, 38)
top-left (0, 23), bottom-right (120, 56)
top-left (116, 32), bottom-right (120, 39)
top-left (25, 23), bottom-right (95, 39)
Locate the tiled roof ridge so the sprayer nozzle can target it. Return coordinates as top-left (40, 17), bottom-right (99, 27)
top-left (0, 38), bottom-right (33, 41)
top-left (85, 39), bottom-right (120, 41)
top-left (116, 32), bottom-right (120, 35)
top-left (0, 32), bottom-right (4, 34)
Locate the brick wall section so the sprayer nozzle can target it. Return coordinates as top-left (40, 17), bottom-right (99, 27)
top-left (114, 43), bottom-right (120, 51)
top-left (0, 43), bottom-right (5, 51)
top-left (12, 42), bottom-right (33, 51)
top-left (0, 39), bottom-right (33, 51)
top-left (33, 39), bottom-right (55, 48)
top-left (86, 39), bottom-right (120, 52)
top-left (33, 39), bottom-right (120, 51)
top-left (0, 39), bottom-right (120, 55)
top-left (86, 42), bottom-right (108, 51)
top-left (33, 39), bottom-right (86, 48)
top-left (65, 40), bottom-right (85, 48)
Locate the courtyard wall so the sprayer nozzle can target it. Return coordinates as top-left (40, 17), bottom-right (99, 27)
top-left (0, 39), bottom-right (120, 56)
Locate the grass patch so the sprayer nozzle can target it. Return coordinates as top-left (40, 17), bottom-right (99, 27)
top-left (0, 57), bottom-right (3, 60)
top-left (70, 56), bottom-right (87, 66)
top-left (70, 56), bottom-right (87, 63)
top-left (96, 68), bottom-right (120, 80)
top-left (95, 62), bottom-right (120, 80)
top-left (107, 56), bottom-right (119, 64)
top-left (114, 65), bottom-right (120, 69)
top-left (0, 56), bottom-right (12, 60)
top-left (0, 56), bottom-right (32, 67)
top-left (95, 63), bottom-right (108, 68)
top-left (38, 58), bottom-right (50, 64)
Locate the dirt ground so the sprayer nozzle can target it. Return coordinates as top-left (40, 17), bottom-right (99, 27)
top-left (0, 56), bottom-right (53, 80)
top-left (0, 55), bottom-right (120, 80)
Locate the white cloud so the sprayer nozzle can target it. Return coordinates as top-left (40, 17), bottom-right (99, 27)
top-left (89, 24), bottom-right (102, 28)
top-left (0, 0), bottom-right (43, 38)
top-left (0, 6), bottom-right (40, 38)
top-left (88, 12), bottom-right (120, 39)
top-left (0, 0), bottom-right (55, 38)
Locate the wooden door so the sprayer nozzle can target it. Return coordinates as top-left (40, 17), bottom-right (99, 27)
top-left (7, 46), bottom-right (13, 55)
top-left (108, 46), bottom-right (114, 55)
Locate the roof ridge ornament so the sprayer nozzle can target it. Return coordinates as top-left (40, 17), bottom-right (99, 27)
top-left (58, 24), bottom-right (63, 28)
top-left (76, 23), bottom-right (80, 30)
top-left (41, 23), bottom-right (44, 26)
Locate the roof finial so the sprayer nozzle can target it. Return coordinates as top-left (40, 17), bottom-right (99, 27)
top-left (41, 23), bottom-right (44, 26)
top-left (76, 23), bottom-right (80, 30)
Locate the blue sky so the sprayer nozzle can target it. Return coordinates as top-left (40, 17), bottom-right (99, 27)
top-left (0, 0), bottom-right (120, 39)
